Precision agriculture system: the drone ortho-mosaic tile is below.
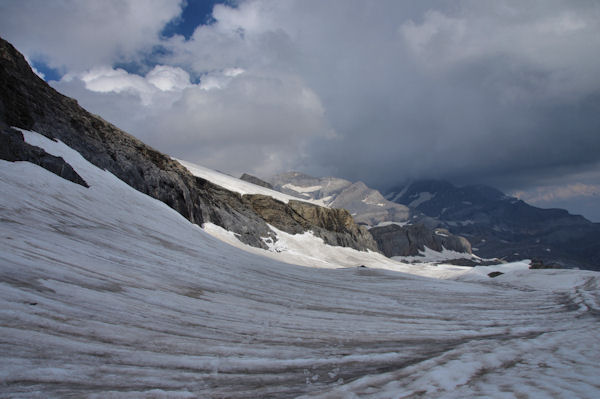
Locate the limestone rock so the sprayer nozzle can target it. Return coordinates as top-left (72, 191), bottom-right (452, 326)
top-left (369, 223), bottom-right (471, 257)
top-left (245, 195), bottom-right (379, 251)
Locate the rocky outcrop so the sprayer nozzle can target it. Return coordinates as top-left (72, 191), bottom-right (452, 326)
top-left (369, 223), bottom-right (471, 257)
top-left (0, 126), bottom-right (88, 187)
top-left (245, 196), bottom-right (378, 250)
top-left (240, 173), bottom-right (273, 189)
top-left (0, 37), bottom-right (375, 252)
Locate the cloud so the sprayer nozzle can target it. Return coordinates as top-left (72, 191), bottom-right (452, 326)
top-left (399, 3), bottom-right (600, 102)
top-left (513, 179), bottom-right (600, 222)
top-left (53, 63), bottom-right (333, 177)
top-left (514, 183), bottom-right (600, 203)
top-left (146, 65), bottom-right (192, 91)
top-left (0, 0), bottom-right (183, 71)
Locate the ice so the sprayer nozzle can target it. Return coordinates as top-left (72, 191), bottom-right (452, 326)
top-left (1, 129), bottom-right (599, 398)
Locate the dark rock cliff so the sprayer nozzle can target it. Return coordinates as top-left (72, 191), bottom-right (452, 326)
top-left (370, 224), bottom-right (471, 257)
top-left (0, 127), bottom-right (88, 187)
top-left (0, 37), bottom-right (376, 252)
top-left (240, 173), bottom-right (274, 189)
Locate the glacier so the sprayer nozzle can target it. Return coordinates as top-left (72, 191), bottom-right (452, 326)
top-left (1, 130), bottom-right (599, 398)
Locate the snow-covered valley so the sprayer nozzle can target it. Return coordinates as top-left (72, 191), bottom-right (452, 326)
top-left (1, 131), bottom-right (600, 398)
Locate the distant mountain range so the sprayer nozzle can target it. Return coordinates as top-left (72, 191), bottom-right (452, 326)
top-left (386, 180), bottom-right (600, 270)
top-left (257, 174), bottom-right (600, 270)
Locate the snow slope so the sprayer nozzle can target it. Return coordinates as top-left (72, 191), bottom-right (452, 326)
top-left (177, 159), bottom-right (315, 205)
top-left (1, 130), bottom-right (599, 398)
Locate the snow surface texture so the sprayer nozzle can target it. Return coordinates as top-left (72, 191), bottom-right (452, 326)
top-left (1, 130), bottom-right (600, 398)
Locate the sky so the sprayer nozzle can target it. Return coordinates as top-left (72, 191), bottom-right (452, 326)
top-left (1, 0), bottom-right (599, 221)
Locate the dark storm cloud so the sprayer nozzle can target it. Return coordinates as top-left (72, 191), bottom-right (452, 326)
top-left (306, 52), bottom-right (600, 191)
top-left (292, 2), bottom-right (600, 194)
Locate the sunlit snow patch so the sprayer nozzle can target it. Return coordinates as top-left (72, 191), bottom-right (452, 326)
top-left (177, 158), bottom-right (320, 205)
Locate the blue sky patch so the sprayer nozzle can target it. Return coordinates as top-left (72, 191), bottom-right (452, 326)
top-left (30, 59), bottom-right (63, 82)
top-left (161, 0), bottom-right (236, 40)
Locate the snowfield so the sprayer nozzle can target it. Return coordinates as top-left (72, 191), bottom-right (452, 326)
top-left (1, 130), bottom-right (599, 398)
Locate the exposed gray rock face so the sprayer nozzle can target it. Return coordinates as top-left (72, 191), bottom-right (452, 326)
top-left (268, 172), bottom-right (410, 226)
top-left (369, 224), bottom-right (471, 257)
top-left (0, 126), bottom-right (88, 187)
top-left (240, 173), bottom-right (273, 189)
top-left (0, 37), bottom-right (375, 252)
